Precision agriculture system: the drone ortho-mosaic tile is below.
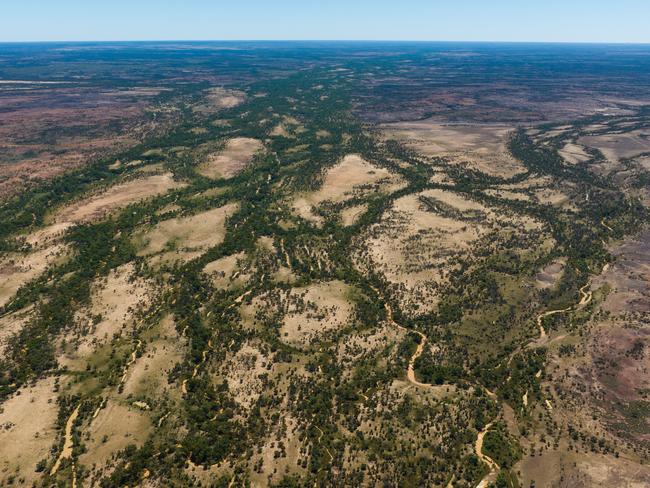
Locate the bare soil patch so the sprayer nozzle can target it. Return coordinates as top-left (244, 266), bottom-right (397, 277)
top-left (535, 258), bottom-right (567, 289)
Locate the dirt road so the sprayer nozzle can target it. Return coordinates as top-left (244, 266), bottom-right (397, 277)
top-left (475, 422), bottom-right (499, 488)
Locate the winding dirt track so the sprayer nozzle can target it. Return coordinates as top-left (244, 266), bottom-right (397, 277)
top-left (369, 284), bottom-right (435, 388)
top-left (407, 332), bottom-right (431, 387)
top-left (475, 423), bottom-right (499, 488)
top-left (601, 219), bottom-right (614, 233)
top-left (578, 283), bottom-right (592, 306)
top-left (537, 306), bottom-right (572, 339)
top-left (538, 282), bottom-right (592, 339)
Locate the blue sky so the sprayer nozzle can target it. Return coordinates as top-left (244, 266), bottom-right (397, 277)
top-left (1, 0), bottom-right (649, 43)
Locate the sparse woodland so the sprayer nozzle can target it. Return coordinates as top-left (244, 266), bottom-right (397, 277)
top-left (0, 43), bottom-right (650, 487)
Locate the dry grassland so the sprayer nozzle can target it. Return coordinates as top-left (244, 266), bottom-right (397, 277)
top-left (580, 131), bottom-right (650, 161)
top-left (54, 173), bottom-right (184, 224)
top-left (293, 154), bottom-right (404, 223)
top-left (0, 377), bottom-right (58, 486)
top-left (193, 87), bottom-right (246, 115)
top-left (560, 142), bottom-right (591, 165)
top-left (240, 281), bottom-right (353, 348)
top-left (122, 315), bottom-right (186, 398)
top-left (249, 414), bottom-right (306, 486)
top-left (355, 189), bottom-right (542, 315)
top-left (222, 341), bottom-right (270, 410)
top-left (383, 121), bottom-right (526, 178)
top-left (79, 399), bottom-right (152, 472)
top-left (204, 252), bottom-right (247, 289)
top-left (341, 204), bottom-right (368, 226)
top-left (70, 263), bottom-right (153, 360)
top-left (137, 202), bottom-right (238, 263)
top-left (0, 307), bottom-right (32, 356)
top-left (279, 281), bottom-right (353, 347)
top-left (197, 137), bottom-right (263, 180)
top-left (0, 243), bottom-right (69, 307)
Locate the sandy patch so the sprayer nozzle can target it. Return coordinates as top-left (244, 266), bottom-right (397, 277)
top-left (54, 173), bottom-right (183, 224)
top-left (0, 377), bottom-right (58, 486)
top-left (197, 138), bottom-right (263, 179)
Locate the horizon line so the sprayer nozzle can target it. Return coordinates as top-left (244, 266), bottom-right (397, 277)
top-left (1, 39), bottom-right (650, 46)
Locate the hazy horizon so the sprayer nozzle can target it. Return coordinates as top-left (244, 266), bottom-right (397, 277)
top-left (2, 0), bottom-right (649, 44)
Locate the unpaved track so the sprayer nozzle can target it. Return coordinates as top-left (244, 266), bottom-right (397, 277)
top-left (537, 281), bottom-right (591, 339)
top-left (370, 285), bottom-right (432, 388)
top-left (50, 404), bottom-right (81, 485)
top-left (475, 422), bottom-right (499, 488)
top-left (601, 219), bottom-right (614, 233)
top-left (314, 425), bottom-right (334, 463)
top-left (537, 306), bottom-right (572, 339)
top-left (370, 283), bottom-right (459, 392)
top-left (578, 283), bottom-right (592, 306)
top-left (407, 332), bottom-right (431, 387)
